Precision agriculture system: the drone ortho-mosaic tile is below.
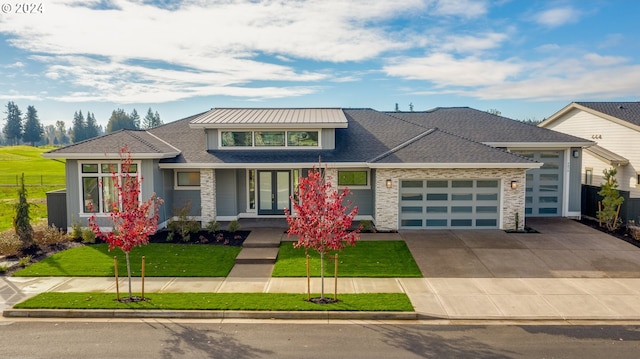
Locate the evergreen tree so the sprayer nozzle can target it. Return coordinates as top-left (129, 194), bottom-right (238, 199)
top-left (3, 101), bottom-right (23, 145)
top-left (72, 110), bottom-right (87, 143)
top-left (85, 111), bottom-right (99, 139)
top-left (106, 108), bottom-right (137, 133)
top-left (597, 168), bottom-right (624, 231)
top-left (142, 107), bottom-right (163, 129)
top-left (14, 173), bottom-right (34, 250)
top-left (22, 105), bottom-right (44, 145)
top-left (130, 109), bottom-right (140, 129)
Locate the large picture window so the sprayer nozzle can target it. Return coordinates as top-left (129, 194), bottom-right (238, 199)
top-left (220, 130), bottom-right (319, 148)
top-left (80, 161), bottom-right (139, 214)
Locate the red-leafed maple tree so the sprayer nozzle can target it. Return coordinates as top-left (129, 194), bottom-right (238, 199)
top-left (88, 146), bottom-right (163, 301)
top-left (285, 166), bottom-right (360, 301)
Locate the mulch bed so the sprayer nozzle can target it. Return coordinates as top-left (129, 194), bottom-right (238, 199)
top-left (148, 230), bottom-right (250, 246)
top-left (577, 217), bottom-right (640, 249)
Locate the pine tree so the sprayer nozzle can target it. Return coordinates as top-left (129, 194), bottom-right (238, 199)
top-left (14, 173), bottom-right (34, 250)
top-left (22, 105), bottom-right (44, 145)
top-left (106, 108), bottom-right (136, 133)
top-left (130, 109), bottom-right (140, 129)
top-left (72, 110), bottom-right (86, 143)
top-left (3, 101), bottom-right (23, 145)
top-left (85, 112), bottom-right (99, 139)
top-left (597, 168), bottom-right (624, 231)
top-left (142, 108), bottom-right (163, 129)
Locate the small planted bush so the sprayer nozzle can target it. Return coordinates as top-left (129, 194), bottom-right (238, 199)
top-left (0, 230), bottom-right (21, 257)
top-left (35, 224), bottom-right (71, 246)
top-left (227, 220), bottom-right (240, 233)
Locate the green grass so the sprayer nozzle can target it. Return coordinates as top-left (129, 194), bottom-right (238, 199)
top-left (13, 243), bottom-right (242, 277)
top-left (272, 241), bottom-right (423, 277)
top-left (0, 145), bottom-right (66, 231)
top-left (14, 292), bottom-right (414, 311)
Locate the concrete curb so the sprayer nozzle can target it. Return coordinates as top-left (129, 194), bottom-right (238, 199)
top-left (3, 309), bottom-right (422, 320)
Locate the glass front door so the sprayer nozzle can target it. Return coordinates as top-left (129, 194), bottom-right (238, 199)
top-left (258, 170), bottom-right (291, 215)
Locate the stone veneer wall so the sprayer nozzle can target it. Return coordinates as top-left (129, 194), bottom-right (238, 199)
top-left (374, 168), bottom-right (526, 231)
top-left (200, 168), bottom-right (216, 226)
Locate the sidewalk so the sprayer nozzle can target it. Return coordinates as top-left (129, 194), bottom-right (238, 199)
top-left (4, 275), bottom-right (640, 320)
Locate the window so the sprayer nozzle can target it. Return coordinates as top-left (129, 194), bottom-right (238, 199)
top-left (337, 170), bottom-right (368, 187)
top-left (220, 130), bottom-right (319, 148)
top-left (221, 131), bottom-right (253, 147)
top-left (636, 172), bottom-right (640, 188)
top-left (80, 161), bottom-right (139, 214)
top-left (175, 171), bottom-right (200, 189)
top-left (585, 168), bottom-right (593, 185)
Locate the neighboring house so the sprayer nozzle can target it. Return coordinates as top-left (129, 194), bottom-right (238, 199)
top-left (540, 101), bottom-right (640, 221)
top-left (44, 107), bottom-right (591, 232)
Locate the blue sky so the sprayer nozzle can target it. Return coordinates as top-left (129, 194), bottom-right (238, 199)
top-left (1, 0), bottom-right (639, 128)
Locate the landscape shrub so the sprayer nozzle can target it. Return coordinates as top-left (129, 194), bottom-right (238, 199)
top-left (33, 223), bottom-right (71, 247)
top-left (81, 228), bottom-right (96, 244)
top-left (0, 230), bottom-right (21, 256)
top-left (227, 220), bottom-right (240, 233)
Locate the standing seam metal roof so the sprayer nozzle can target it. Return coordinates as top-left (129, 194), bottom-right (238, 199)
top-left (189, 108), bottom-right (348, 127)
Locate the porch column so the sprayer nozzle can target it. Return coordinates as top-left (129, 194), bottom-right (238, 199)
top-left (200, 168), bottom-right (216, 226)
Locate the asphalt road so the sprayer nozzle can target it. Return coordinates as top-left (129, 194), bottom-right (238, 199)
top-left (1, 321), bottom-right (640, 358)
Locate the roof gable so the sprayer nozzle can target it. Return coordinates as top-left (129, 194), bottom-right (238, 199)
top-left (43, 130), bottom-right (180, 159)
top-left (542, 102), bottom-right (640, 132)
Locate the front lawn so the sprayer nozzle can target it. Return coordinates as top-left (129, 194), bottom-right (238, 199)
top-left (14, 292), bottom-right (414, 311)
top-left (272, 241), bottom-right (422, 277)
top-left (13, 243), bottom-right (241, 277)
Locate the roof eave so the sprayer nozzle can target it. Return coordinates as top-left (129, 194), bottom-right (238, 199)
top-left (188, 123), bottom-right (348, 129)
top-left (158, 162), bottom-right (369, 169)
top-left (43, 152), bottom-right (181, 160)
top-left (486, 142), bottom-right (595, 148)
top-left (367, 163), bottom-right (542, 169)
top-left (541, 102), bottom-right (640, 132)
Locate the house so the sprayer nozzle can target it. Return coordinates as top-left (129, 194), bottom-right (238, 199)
top-left (43, 107), bottom-right (591, 232)
top-left (540, 102), bottom-right (640, 222)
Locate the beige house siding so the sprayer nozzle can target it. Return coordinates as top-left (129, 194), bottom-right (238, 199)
top-left (545, 108), bottom-right (640, 197)
top-left (373, 168), bottom-right (526, 231)
top-left (200, 168), bottom-right (216, 225)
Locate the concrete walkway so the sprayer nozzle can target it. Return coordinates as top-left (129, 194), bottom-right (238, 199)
top-left (3, 218), bottom-right (640, 321)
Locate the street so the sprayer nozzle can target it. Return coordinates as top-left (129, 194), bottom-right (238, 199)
top-left (1, 321), bottom-right (639, 358)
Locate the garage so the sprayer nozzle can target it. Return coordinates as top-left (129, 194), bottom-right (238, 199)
top-left (511, 150), bottom-right (564, 216)
top-left (399, 179), bottom-right (501, 229)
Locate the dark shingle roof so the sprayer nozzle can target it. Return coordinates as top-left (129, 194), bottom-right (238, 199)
top-left (44, 129), bottom-right (179, 159)
top-left (576, 102), bottom-right (640, 127)
top-left (389, 107), bottom-right (591, 143)
top-left (45, 107), bottom-right (578, 166)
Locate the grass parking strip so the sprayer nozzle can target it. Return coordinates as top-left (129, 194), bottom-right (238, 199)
top-left (14, 292), bottom-right (414, 311)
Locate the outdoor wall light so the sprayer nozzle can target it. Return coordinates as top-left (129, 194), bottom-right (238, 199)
top-left (572, 150), bottom-right (580, 158)
top-left (510, 180), bottom-right (518, 189)
top-left (386, 179), bottom-right (392, 188)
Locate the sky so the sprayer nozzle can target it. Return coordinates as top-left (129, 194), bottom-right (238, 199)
top-left (1, 0), bottom-right (639, 128)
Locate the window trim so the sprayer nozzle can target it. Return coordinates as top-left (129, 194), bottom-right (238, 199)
top-left (585, 167), bottom-right (593, 185)
top-left (78, 160), bottom-right (141, 215)
top-left (174, 170), bottom-right (201, 190)
top-left (337, 169), bottom-right (370, 189)
top-left (219, 129), bottom-right (321, 149)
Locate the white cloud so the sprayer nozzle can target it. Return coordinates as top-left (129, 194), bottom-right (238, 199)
top-left (584, 53), bottom-right (627, 66)
top-left (534, 6), bottom-right (580, 28)
top-left (383, 53), bottom-right (522, 87)
top-left (439, 32), bottom-right (508, 54)
top-left (431, 0), bottom-right (488, 18)
top-left (0, 0), bottom-right (423, 103)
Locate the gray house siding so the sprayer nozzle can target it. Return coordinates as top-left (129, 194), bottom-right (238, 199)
top-left (322, 128), bottom-right (335, 149)
top-left (65, 159), bottom-right (80, 228)
top-left (206, 129), bottom-right (218, 150)
top-left (568, 148), bottom-right (583, 214)
top-left (158, 169), bottom-right (174, 225)
top-left (172, 190), bottom-right (201, 217)
top-left (236, 169), bottom-right (247, 213)
top-left (216, 169), bottom-right (238, 216)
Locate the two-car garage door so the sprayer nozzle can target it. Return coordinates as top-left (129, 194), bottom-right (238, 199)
top-left (399, 179), bottom-right (500, 229)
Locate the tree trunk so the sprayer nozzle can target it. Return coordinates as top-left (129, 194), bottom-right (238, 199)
top-left (320, 251), bottom-right (325, 300)
top-left (125, 252), bottom-right (133, 299)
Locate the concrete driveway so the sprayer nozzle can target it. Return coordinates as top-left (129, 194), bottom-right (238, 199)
top-left (401, 218), bottom-right (640, 278)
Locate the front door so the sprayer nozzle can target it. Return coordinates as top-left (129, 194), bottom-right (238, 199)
top-left (258, 170), bottom-right (291, 215)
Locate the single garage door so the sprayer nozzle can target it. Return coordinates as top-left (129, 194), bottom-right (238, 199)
top-left (511, 150), bottom-right (564, 216)
top-left (399, 179), bottom-right (500, 229)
